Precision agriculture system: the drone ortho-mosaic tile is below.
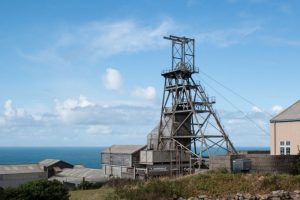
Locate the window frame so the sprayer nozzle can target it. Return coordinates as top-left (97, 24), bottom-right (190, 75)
top-left (279, 140), bottom-right (291, 155)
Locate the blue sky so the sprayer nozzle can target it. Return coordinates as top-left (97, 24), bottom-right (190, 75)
top-left (0, 0), bottom-right (299, 147)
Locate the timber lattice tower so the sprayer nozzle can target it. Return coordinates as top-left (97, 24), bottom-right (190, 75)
top-left (157, 35), bottom-right (237, 170)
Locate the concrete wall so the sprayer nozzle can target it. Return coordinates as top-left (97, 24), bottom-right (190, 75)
top-left (101, 153), bottom-right (132, 167)
top-left (246, 154), bottom-right (299, 173)
top-left (103, 165), bottom-right (121, 177)
top-left (101, 151), bottom-right (140, 178)
top-left (0, 172), bottom-right (47, 188)
top-left (140, 150), bottom-right (190, 164)
top-left (210, 154), bottom-right (300, 174)
top-left (102, 165), bottom-right (134, 178)
top-left (209, 155), bottom-right (232, 171)
top-left (271, 121), bottom-right (300, 155)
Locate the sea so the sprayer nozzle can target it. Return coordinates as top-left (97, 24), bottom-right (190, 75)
top-left (0, 147), bottom-right (106, 169)
top-left (0, 146), bottom-right (269, 169)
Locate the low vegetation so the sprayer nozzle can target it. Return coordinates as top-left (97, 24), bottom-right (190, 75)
top-left (1, 171), bottom-right (300, 200)
top-left (76, 181), bottom-right (104, 190)
top-left (0, 180), bottom-right (69, 200)
top-left (70, 187), bottom-right (116, 200)
top-left (70, 170), bottom-right (300, 200)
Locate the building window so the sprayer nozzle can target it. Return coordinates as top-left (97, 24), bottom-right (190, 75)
top-left (280, 147), bottom-right (285, 155)
top-left (280, 141), bottom-right (291, 155)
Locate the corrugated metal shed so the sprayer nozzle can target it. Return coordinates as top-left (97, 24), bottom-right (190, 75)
top-left (49, 168), bottom-right (106, 184)
top-left (271, 100), bottom-right (300, 122)
top-left (39, 159), bottom-right (61, 167)
top-left (102, 145), bottom-right (146, 154)
top-left (57, 168), bottom-right (103, 179)
top-left (0, 164), bottom-right (44, 174)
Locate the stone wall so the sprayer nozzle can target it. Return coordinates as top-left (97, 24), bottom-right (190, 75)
top-left (209, 155), bottom-right (233, 172)
top-left (210, 154), bottom-right (300, 174)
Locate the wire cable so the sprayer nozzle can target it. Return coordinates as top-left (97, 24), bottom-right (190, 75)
top-left (200, 78), bottom-right (270, 136)
top-left (197, 70), bottom-right (273, 118)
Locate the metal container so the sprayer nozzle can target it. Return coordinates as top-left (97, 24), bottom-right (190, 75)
top-left (232, 159), bottom-right (251, 173)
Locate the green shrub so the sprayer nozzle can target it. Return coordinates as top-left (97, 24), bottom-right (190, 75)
top-left (77, 181), bottom-right (104, 190)
top-left (0, 187), bottom-right (4, 199)
top-left (106, 172), bottom-right (300, 199)
top-left (1, 180), bottom-right (69, 200)
top-left (260, 174), bottom-right (280, 191)
top-left (106, 178), bottom-right (141, 188)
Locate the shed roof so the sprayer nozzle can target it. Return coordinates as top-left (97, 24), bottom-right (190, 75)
top-left (38, 159), bottom-right (73, 168)
top-left (271, 100), bottom-right (300, 123)
top-left (39, 159), bottom-right (61, 167)
top-left (102, 145), bottom-right (146, 154)
top-left (49, 168), bottom-right (106, 184)
top-left (0, 164), bottom-right (44, 175)
top-left (56, 168), bottom-right (103, 179)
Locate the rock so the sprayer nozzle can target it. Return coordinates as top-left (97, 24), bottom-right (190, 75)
top-left (236, 193), bottom-right (244, 200)
top-left (282, 191), bottom-right (290, 199)
top-left (258, 176), bottom-right (265, 181)
top-left (291, 194), bottom-right (300, 200)
top-left (244, 193), bottom-right (252, 199)
top-left (177, 197), bottom-right (185, 200)
top-left (271, 190), bottom-right (284, 197)
top-left (294, 190), bottom-right (300, 194)
top-left (198, 195), bottom-right (208, 200)
top-left (257, 194), bottom-right (269, 200)
top-left (271, 191), bottom-right (281, 197)
top-left (270, 197), bottom-right (280, 200)
top-left (236, 193), bottom-right (244, 197)
top-left (187, 197), bottom-right (199, 200)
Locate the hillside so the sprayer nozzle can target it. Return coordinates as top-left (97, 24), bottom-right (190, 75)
top-left (69, 171), bottom-right (300, 200)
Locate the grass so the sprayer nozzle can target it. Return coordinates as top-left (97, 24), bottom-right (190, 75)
top-left (69, 187), bottom-right (115, 200)
top-left (69, 171), bottom-right (300, 200)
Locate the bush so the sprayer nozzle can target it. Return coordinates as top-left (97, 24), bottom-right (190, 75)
top-left (0, 187), bottom-right (4, 199)
top-left (106, 178), bottom-right (141, 188)
top-left (1, 180), bottom-right (69, 200)
top-left (260, 175), bottom-right (280, 191)
top-left (106, 172), bottom-right (300, 199)
top-left (77, 181), bottom-right (104, 190)
top-left (110, 178), bottom-right (182, 200)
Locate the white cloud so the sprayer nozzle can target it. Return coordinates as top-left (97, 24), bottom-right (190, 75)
top-left (55, 95), bottom-right (95, 123)
top-left (103, 68), bottom-right (123, 91)
top-left (0, 117), bottom-right (5, 126)
top-left (21, 19), bottom-right (175, 64)
top-left (132, 86), bottom-right (156, 100)
top-left (65, 95), bottom-right (94, 109)
top-left (252, 106), bottom-right (263, 113)
top-left (197, 26), bottom-right (260, 47)
top-left (86, 125), bottom-right (112, 135)
top-left (4, 100), bottom-right (26, 119)
top-left (4, 100), bottom-right (15, 119)
top-left (0, 97), bottom-right (160, 146)
top-left (219, 109), bottom-right (270, 146)
top-left (0, 96), bottom-right (283, 147)
top-left (83, 19), bottom-right (174, 58)
top-left (263, 36), bottom-right (300, 47)
top-left (272, 105), bottom-right (284, 113)
top-left (55, 95), bottom-right (94, 113)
